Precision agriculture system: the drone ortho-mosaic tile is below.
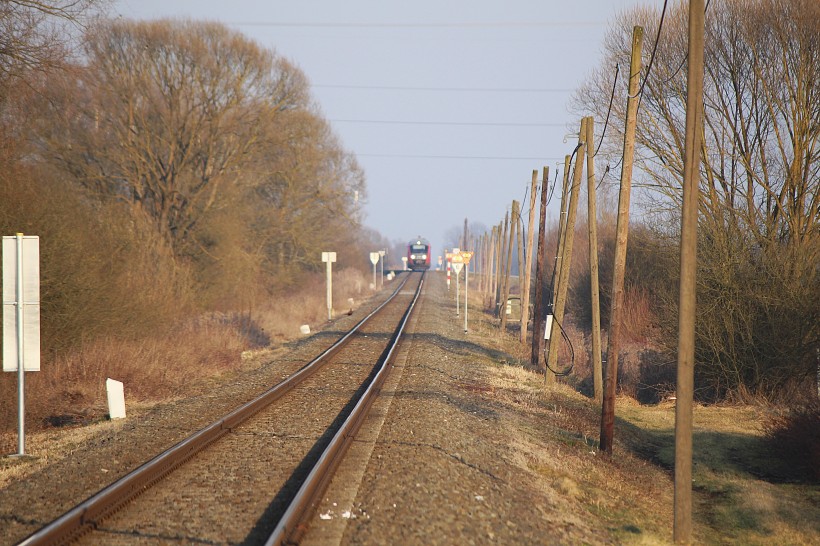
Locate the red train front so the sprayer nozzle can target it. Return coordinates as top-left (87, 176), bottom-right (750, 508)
top-left (407, 238), bottom-right (431, 270)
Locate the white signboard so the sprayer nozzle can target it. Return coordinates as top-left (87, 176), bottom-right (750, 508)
top-left (3, 236), bottom-right (40, 372)
top-left (451, 261), bottom-right (464, 275)
top-left (369, 252), bottom-right (380, 265)
top-left (322, 251), bottom-right (337, 263)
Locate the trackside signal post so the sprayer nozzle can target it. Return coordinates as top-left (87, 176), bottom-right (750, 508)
top-left (369, 252), bottom-right (379, 288)
top-left (322, 252), bottom-right (336, 320)
top-left (450, 248), bottom-right (462, 316)
top-left (2, 234), bottom-right (41, 456)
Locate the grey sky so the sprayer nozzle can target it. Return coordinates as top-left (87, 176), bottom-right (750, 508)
top-left (113, 0), bottom-right (664, 261)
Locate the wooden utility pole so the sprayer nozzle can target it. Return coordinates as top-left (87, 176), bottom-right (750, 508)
top-left (586, 116), bottom-right (604, 402)
top-left (520, 170), bottom-right (539, 344)
top-left (546, 119), bottom-right (587, 377)
top-left (546, 156), bottom-right (572, 384)
top-left (496, 214), bottom-right (509, 318)
top-left (675, 1), bottom-right (704, 542)
top-left (489, 226), bottom-right (498, 302)
top-left (515, 200), bottom-right (524, 331)
top-left (500, 201), bottom-right (518, 332)
top-left (600, 26), bottom-right (643, 454)
top-left (531, 166), bottom-right (549, 370)
top-left (462, 218), bottom-right (469, 252)
top-left (493, 221), bottom-right (503, 311)
top-left (552, 155), bottom-right (572, 313)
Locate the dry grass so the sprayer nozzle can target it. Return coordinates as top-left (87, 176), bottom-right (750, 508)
top-left (470, 303), bottom-right (820, 545)
top-left (0, 267), bottom-right (375, 451)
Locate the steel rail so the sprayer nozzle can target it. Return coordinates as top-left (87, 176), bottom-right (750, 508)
top-left (18, 273), bottom-right (417, 546)
top-left (266, 271), bottom-right (425, 545)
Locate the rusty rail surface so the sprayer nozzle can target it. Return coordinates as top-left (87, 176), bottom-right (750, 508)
top-left (19, 272), bottom-right (421, 546)
top-left (266, 271), bottom-right (424, 545)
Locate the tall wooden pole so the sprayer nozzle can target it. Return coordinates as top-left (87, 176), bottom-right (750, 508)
top-left (552, 155), bottom-right (572, 313)
top-left (520, 170), bottom-right (539, 344)
top-left (546, 156), bottom-right (572, 384)
top-left (675, 1), bottom-right (704, 542)
top-left (531, 167), bottom-right (549, 370)
top-left (500, 201), bottom-right (518, 332)
top-left (496, 214), bottom-right (509, 318)
top-left (515, 200), bottom-right (524, 333)
top-left (490, 226), bottom-right (499, 302)
top-left (600, 26), bottom-right (643, 454)
top-left (586, 116), bottom-right (604, 402)
top-left (493, 221), bottom-right (503, 311)
top-left (546, 119), bottom-right (587, 377)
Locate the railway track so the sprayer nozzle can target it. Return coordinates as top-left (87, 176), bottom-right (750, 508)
top-left (19, 271), bottom-right (425, 546)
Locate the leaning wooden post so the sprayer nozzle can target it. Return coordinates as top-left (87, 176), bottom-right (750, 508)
top-left (496, 214), bottom-right (509, 318)
top-left (520, 169), bottom-right (539, 344)
top-left (546, 119), bottom-right (587, 378)
top-left (586, 116), bottom-right (604, 402)
top-left (546, 156), bottom-right (572, 385)
top-left (531, 167), bottom-right (550, 370)
top-left (493, 221), bottom-right (503, 311)
top-left (600, 26), bottom-right (643, 454)
top-left (514, 200), bottom-right (524, 333)
top-left (500, 201), bottom-right (518, 332)
top-left (552, 155), bottom-right (572, 313)
top-left (675, 1), bottom-right (704, 542)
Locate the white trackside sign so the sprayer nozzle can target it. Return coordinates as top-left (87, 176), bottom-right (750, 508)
top-left (3, 235), bottom-right (40, 372)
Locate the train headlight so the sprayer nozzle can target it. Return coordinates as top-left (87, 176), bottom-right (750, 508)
top-left (410, 254), bottom-right (416, 260)
top-left (421, 254), bottom-right (427, 260)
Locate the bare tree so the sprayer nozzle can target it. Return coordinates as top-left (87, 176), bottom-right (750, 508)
top-left (38, 19), bottom-right (310, 252)
top-left (574, 0), bottom-right (819, 397)
top-left (0, 0), bottom-right (100, 93)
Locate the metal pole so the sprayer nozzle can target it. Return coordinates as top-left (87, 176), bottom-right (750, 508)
top-left (675, 1), bottom-right (705, 542)
top-left (326, 259), bottom-right (333, 321)
top-left (464, 264), bottom-right (469, 332)
top-left (455, 264), bottom-right (460, 316)
top-left (16, 233), bottom-right (25, 456)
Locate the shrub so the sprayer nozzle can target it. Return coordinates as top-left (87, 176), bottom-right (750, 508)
top-left (762, 399), bottom-right (820, 482)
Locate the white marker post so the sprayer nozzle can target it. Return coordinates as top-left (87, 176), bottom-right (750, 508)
top-left (451, 248), bottom-right (463, 317)
top-left (379, 250), bottom-right (386, 287)
top-left (3, 234), bottom-right (41, 456)
top-left (369, 252), bottom-right (380, 289)
top-left (322, 252), bottom-right (336, 320)
top-left (402, 256), bottom-right (408, 271)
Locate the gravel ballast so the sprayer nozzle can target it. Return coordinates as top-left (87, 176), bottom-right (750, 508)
top-left (1, 271), bottom-right (617, 545)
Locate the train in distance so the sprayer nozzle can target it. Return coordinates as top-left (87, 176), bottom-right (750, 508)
top-left (407, 237), bottom-right (431, 270)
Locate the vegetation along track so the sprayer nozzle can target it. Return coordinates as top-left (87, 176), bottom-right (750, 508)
top-left (19, 271), bottom-right (425, 546)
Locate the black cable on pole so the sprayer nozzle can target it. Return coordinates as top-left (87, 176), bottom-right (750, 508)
top-left (629, 0), bottom-right (669, 104)
top-left (594, 63), bottom-right (619, 157)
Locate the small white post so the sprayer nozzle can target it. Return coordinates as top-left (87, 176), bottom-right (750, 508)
top-left (106, 378), bottom-right (126, 419)
top-left (370, 252), bottom-right (379, 289)
top-left (322, 252), bottom-right (336, 321)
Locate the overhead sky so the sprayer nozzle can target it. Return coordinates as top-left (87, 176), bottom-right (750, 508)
top-left (113, 0), bottom-right (665, 261)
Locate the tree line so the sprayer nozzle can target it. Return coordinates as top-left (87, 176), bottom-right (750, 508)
top-left (1, 4), bottom-right (380, 354)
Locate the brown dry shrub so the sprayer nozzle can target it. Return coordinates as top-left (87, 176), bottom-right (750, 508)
top-left (762, 399), bottom-right (820, 483)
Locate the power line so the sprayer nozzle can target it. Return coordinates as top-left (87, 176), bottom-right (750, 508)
top-left (330, 118), bottom-right (566, 127)
top-left (314, 84), bottom-right (574, 93)
top-left (357, 153), bottom-right (564, 161)
top-left (230, 21), bottom-right (607, 29)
